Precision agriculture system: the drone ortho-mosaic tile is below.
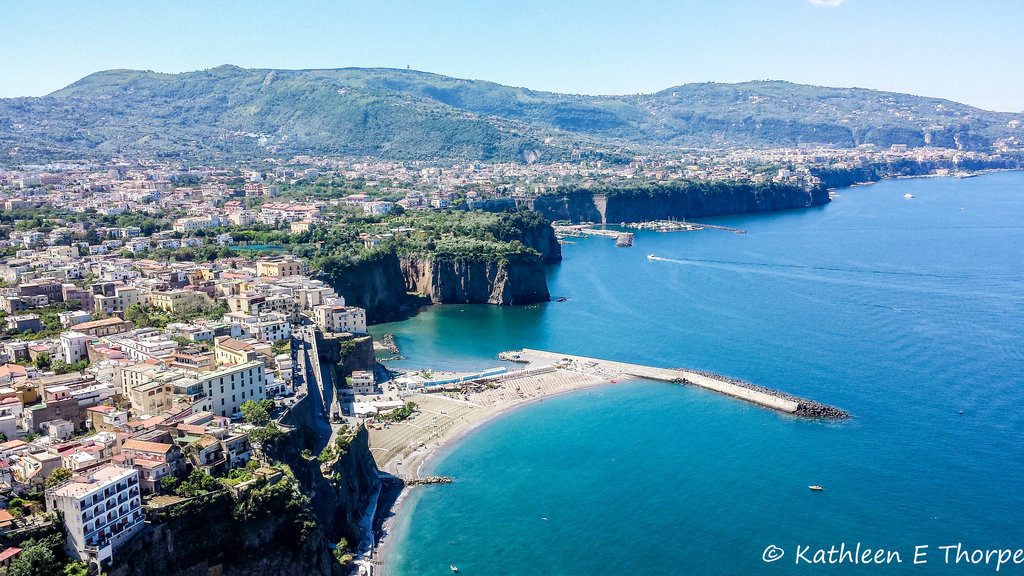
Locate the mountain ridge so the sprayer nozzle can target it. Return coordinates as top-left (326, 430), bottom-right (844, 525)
top-left (2, 65), bottom-right (1022, 165)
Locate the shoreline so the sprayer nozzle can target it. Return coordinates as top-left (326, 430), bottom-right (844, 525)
top-left (366, 349), bottom-right (849, 573)
top-left (367, 365), bottom-right (622, 574)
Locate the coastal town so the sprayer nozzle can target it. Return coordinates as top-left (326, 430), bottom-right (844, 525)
top-left (0, 143), bottom-right (1012, 221)
top-left (0, 138), bottom-right (1015, 574)
top-left (0, 140), bottom-right (939, 575)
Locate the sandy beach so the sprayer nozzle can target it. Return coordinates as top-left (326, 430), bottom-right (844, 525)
top-left (368, 355), bottom-right (621, 479)
top-left (364, 353), bottom-right (628, 575)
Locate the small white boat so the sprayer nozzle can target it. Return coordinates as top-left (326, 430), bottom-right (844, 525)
top-left (809, 485), bottom-right (824, 491)
top-left (450, 564), bottom-right (459, 573)
top-left (904, 193), bottom-right (915, 198)
top-left (647, 254), bottom-right (655, 259)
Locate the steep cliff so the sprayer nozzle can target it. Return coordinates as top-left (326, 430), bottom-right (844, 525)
top-left (316, 333), bottom-right (376, 380)
top-left (400, 253), bottom-right (549, 305)
top-left (109, 430), bottom-right (381, 576)
top-left (318, 251), bottom-right (411, 323)
top-left (523, 181), bottom-right (828, 224)
top-left (319, 213), bottom-right (559, 321)
top-left (110, 482), bottom-right (338, 576)
top-left (270, 428), bottom-right (380, 548)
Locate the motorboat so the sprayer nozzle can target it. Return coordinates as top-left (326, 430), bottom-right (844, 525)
top-left (809, 485), bottom-right (824, 491)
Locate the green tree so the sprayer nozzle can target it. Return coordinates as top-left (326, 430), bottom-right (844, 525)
top-left (175, 469), bottom-right (219, 497)
top-left (7, 537), bottom-right (59, 576)
top-left (123, 304), bottom-right (152, 329)
top-left (34, 352), bottom-right (51, 371)
top-left (240, 399), bottom-right (270, 426)
top-left (62, 560), bottom-right (89, 576)
top-left (248, 422), bottom-right (282, 446)
top-left (45, 467), bottom-right (72, 489)
top-left (160, 475), bottom-right (179, 493)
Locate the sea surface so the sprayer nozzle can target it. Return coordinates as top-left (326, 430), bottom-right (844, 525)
top-left (371, 172), bottom-right (1024, 575)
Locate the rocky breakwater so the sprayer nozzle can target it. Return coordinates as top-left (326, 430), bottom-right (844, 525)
top-left (682, 370), bottom-right (850, 419)
top-left (400, 251), bottom-right (549, 305)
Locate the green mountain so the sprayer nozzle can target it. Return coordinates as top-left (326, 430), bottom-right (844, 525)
top-left (1, 65), bottom-right (1022, 165)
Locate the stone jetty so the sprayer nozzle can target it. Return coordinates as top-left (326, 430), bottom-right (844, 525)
top-left (511, 349), bottom-right (850, 419)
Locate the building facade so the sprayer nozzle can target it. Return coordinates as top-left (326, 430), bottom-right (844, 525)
top-left (45, 464), bottom-right (143, 567)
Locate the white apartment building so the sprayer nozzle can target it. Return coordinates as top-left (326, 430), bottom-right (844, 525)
top-left (45, 464), bottom-right (144, 567)
top-left (194, 361), bottom-right (266, 419)
top-left (60, 331), bottom-right (91, 364)
top-left (312, 304), bottom-right (366, 334)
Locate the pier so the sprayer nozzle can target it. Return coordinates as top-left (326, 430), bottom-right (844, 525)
top-left (552, 224), bottom-right (634, 247)
top-left (510, 349), bottom-right (848, 418)
top-left (691, 222), bottom-right (747, 234)
top-left (621, 220), bottom-right (748, 234)
top-left (625, 220), bottom-right (703, 232)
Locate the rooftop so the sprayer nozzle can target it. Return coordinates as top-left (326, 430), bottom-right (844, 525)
top-left (49, 464), bottom-right (136, 499)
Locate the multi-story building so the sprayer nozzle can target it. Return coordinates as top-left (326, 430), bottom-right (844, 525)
top-left (149, 289), bottom-right (212, 313)
top-left (255, 257), bottom-right (304, 278)
top-left (248, 313), bottom-right (291, 342)
top-left (45, 464), bottom-right (143, 567)
top-left (170, 347), bottom-right (215, 373)
top-left (312, 304), bottom-right (366, 334)
top-left (60, 331), bottom-right (91, 364)
top-left (172, 215), bottom-right (219, 234)
top-left (119, 439), bottom-right (183, 495)
top-left (93, 285), bottom-right (139, 315)
top-left (193, 361), bottom-right (266, 419)
top-left (349, 370), bottom-right (375, 395)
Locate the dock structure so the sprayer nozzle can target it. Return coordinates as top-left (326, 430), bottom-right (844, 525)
top-left (512, 349), bottom-right (848, 418)
top-left (552, 224), bottom-right (634, 247)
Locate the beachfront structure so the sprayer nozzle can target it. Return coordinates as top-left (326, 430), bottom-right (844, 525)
top-left (350, 370), bottom-right (375, 395)
top-left (45, 464), bottom-right (143, 567)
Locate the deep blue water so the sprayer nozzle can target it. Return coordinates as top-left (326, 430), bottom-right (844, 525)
top-left (373, 172), bottom-right (1024, 575)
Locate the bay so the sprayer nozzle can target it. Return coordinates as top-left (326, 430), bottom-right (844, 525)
top-left (373, 172), bottom-right (1024, 575)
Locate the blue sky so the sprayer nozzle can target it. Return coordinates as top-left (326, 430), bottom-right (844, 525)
top-left (1, 0), bottom-right (1022, 111)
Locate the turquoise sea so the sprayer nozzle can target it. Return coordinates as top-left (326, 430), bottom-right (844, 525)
top-left (372, 172), bottom-right (1024, 575)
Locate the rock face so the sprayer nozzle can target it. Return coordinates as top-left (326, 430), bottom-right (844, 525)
top-left (316, 333), bottom-right (375, 380)
top-left (522, 182), bottom-right (829, 224)
top-left (319, 252), bottom-right (409, 324)
top-left (518, 216), bottom-right (562, 265)
top-left (110, 489), bottom-right (338, 576)
top-left (109, 429), bottom-right (381, 576)
top-left (320, 216), bottom-right (560, 321)
top-left (270, 428), bottom-right (381, 549)
top-left (400, 254), bottom-right (550, 305)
